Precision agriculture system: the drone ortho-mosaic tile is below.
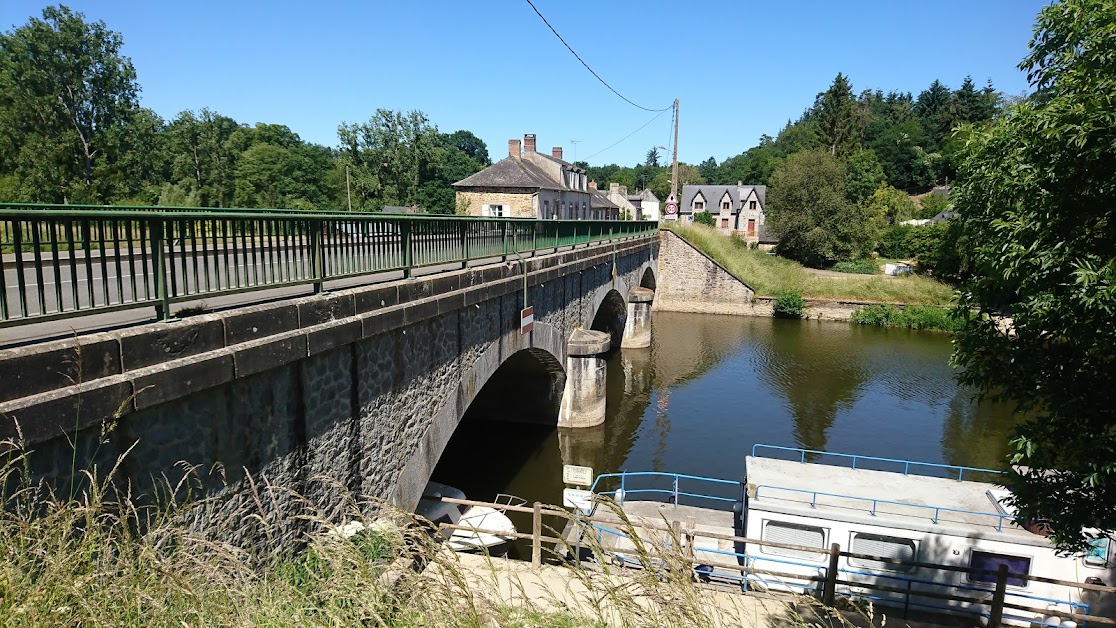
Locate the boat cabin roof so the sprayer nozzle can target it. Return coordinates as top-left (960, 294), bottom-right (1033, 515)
top-left (746, 456), bottom-right (1050, 546)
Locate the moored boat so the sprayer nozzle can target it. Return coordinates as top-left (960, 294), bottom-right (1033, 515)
top-left (416, 481), bottom-right (522, 553)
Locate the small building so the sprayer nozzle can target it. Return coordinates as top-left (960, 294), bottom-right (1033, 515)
top-left (627, 188), bottom-right (660, 221)
top-left (453, 134), bottom-right (615, 220)
top-left (680, 182), bottom-right (767, 243)
top-left (590, 184), bottom-right (621, 218)
top-left (605, 183), bottom-right (639, 220)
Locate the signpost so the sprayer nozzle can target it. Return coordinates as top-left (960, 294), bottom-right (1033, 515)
top-left (563, 488), bottom-right (593, 512)
top-left (562, 464), bottom-right (594, 486)
top-left (520, 306), bottom-right (534, 334)
top-left (664, 201), bottom-right (678, 216)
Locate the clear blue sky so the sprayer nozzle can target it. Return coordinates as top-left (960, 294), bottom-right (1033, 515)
top-left (2, 0), bottom-right (1050, 167)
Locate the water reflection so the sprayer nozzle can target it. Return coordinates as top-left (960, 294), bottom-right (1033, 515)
top-left (432, 312), bottom-right (1025, 521)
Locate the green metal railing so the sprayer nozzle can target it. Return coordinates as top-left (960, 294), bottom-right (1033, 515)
top-left (0, 204), bottom-right (657, 327)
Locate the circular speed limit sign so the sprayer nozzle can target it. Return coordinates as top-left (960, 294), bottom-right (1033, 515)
top-left (665, 202), bottom-right (678, 215)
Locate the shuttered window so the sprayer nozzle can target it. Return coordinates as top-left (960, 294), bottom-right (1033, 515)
top-left (761, 521), bottom-right (827, 562)
top-left (849, 533), bottom-right (918, 572)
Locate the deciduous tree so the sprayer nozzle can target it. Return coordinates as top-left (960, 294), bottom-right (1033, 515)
top-left (952, 0), bottom-right (1116, 552)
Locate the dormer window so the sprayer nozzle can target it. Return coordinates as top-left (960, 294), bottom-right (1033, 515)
top-left (750, 200), bottom-right (757, 210)
top-left (694, 201), bottom-right (704, 210)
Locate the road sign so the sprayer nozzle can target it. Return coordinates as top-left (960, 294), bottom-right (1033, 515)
top-left (665, 202), bottom-right (678, 216)
top-left (520, 306), bottom-right (534, 334)
top-left (563, 464), bottom-right (594, 486)
top-left (563, 488), bottom-right (593, 512)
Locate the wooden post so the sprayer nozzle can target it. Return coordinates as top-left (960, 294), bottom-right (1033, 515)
top-left (532, 501), bottom-right (542, 567)
top-left (989, 564), bottom-right (1009, 627)
top-left (684, 516), bottom-right (696, 562)
top-left (822, 542), bottom-right (840, 605)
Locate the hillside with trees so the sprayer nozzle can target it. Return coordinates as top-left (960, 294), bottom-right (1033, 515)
top-left (0, 6), bottom-right (488, 213)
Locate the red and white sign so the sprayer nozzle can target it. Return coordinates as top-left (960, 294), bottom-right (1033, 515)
top-left (520, 306), bottom-right (534, 334)
top-left (665, 202), bottom-right (678, 215)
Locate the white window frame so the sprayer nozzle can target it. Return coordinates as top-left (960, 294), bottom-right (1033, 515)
top-left (760, 520), bottom-right (828, 562)
top-left (488, 204), bottom-right (505, 218)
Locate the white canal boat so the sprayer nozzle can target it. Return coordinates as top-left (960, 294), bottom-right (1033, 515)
top-left (416, 481), bottom-right (522, 553)
top-left (583, 445), bottom-right (1115, 625)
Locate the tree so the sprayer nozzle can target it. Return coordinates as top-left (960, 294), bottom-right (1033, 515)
top-left (644, 147), bottom-right (660, 168)
top-left (767, 150), bottom-right (870, 267)
top-left (952, 0), bottom-right (1116, 552)
top-left (165, 109), bottom-right (241, 207)
top-left (338, 109), bottom-right (439, 209)
top-left (442, 130), bottom-right (489, 165)
top-left (697, 156), bottom-right (719, 183)
top-left (0, 5), bottom-right (139, 203)
top-left (815, 73), bottom-right (860, 156)
top-left (693, 210), bottom-right (715, 226)
top-left (845, 149), bottom-right (885, 204)
top-left (866, 183), bottom-right (917, 225)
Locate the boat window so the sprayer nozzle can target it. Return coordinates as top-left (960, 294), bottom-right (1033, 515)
top-left (761, 520), bottom-right (827, 562)
top-left (848, 533), bottom-right (918, 573)
top-left (968, 550), bottom-right (1031, 587)
top-left (1085, 537), bottom-right (1111, 568)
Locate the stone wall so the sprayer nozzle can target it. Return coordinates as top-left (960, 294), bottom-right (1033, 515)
top-left (654, 230), bottom-right (755, 314)
top-left (456, 189), bottom-right (536, 218)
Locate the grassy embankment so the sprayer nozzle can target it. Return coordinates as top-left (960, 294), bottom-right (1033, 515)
top-left (665, 223), bottom-right (954, 305)
top-left (0, 444), bottom-right (866, 627)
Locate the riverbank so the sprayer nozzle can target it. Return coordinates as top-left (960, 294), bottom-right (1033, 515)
top-left (663, 224), bottom-right (954, 306)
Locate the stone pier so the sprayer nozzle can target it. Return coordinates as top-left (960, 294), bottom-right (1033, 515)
top-left (558, 329), bottom-right (612, 428)
top-left (620, 287), bottom-right (654, 349)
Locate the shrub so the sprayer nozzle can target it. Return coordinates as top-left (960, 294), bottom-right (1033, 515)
top-left (851, 303), bottom-right (960, 332)
top-left (693, 211), bottom-right (715, 226)
top-left (879, 225), bottom-right (914, 259)
top-left (773, 290), bottom-right (806, 318)
top-left (830, 259), bottom-right (880, 275)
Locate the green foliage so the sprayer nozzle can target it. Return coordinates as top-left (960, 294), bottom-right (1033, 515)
top-left (767, 150), bottom-right (870, 267)
top-left (830, 259), bottom-right (880, 275)
top-left (916, 191), bottom-right (951, 219)
top-left (908, 221), bottom-right (964, 278)
top-left (866, 184), bottom-right (917, 225)
top-left (845, 149), bottom-right (886, 203)
top-left (878, 225), bottom-right (914, 259)
top-left (851, 304), bottom-right (960, 331)
top-left (773, 290), bottom-right (806, 318)
top-left (951, 0), bottom-right (1116, 552)
top-left (0, 5), bottom-right (140, 203)
top-left (815, 73), bottom-right (860, 156)
top-left (692, 210), bottom-right (715, 226)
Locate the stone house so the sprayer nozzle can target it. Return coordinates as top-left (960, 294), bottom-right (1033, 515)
top-left (590, 184), bottom-right (621, 218)
top-left (627, 188), bottom-right (661, 221)
top-left (605, 183), bottom-right (638, 220)
top-left (680, 182), bottom-right (767, 243)
top-left (453, 134), bottom-right (613, 219)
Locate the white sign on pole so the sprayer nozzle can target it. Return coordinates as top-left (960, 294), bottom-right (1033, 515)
top-left (562, 464), bottom-right (594, 486)
top-left (563, 488), bottom-right (593, 512)
top-left (520, 306), bottom-right (534, 334)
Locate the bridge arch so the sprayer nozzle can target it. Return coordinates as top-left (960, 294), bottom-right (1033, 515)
top-left (391, 321), bottom-right (566, 511)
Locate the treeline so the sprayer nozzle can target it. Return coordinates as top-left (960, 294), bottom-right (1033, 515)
top-left (0, 6), bottom-right (488, 212)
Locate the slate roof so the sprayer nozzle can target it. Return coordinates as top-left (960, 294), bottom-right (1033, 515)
top-left (680, 184), bottom-right (766, 214)
top-left (931, 210), bottom-right (958, 223)
top-left (757, 223), bottom-right (780, 244)
top-left (452, 157), bottom-right (562, 191)
top-left (533, 150), bottom-right (585, 173)
top-left (591, 189), bottom-right (620, 209)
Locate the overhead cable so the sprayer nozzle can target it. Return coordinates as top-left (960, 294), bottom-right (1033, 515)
top-left (583, 109), bottom-right (671, 162)
top-left (523, 0), bottom-right (673, 113)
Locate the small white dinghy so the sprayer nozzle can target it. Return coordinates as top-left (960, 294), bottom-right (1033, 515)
top-left (416, 481), bottom-right (523, 553)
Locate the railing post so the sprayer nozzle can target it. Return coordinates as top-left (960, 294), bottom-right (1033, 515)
top-left (822, 542), bottom-right (840, 605)
top-left (310, 219), bottom-right (324, 293)
top-left (460, 221), bottom-right (469, 269)
top-left (532, 501), bottom-right (542, 567)
top-left (401, 220), bottom-right (413, 279)
top-left (500, 221), bottom-right (508, 262)
top-left (151, 218), bottom-right (170, 321)
top-left (988, 564), bottom-right (1008, 627)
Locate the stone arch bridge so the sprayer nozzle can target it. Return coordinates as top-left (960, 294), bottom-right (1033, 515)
top-left (0, 235), bottom-right (658, 530)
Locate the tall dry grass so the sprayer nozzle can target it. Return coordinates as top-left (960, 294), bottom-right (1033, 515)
top-left (666, 223), bottom-right (955, 305)
top-left (0, 440), bottom-right (873, 627)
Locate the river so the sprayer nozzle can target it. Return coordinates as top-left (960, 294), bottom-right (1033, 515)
top-left (431, 312), bottom-right (1024, 550)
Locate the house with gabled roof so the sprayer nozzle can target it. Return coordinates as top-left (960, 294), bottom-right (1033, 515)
top-left (453, 134), bottom-right (614, 220)
top-left (680, 182), bottom-right (768, 243)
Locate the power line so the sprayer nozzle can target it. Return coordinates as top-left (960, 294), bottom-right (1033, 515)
top-left (523, 0), bottom-right (672, 113)
top-left (583, 109), bottom-right (671, 162)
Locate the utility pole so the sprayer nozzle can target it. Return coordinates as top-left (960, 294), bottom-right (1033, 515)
top-left (670, 99), bottom-right (680, 203)
top-left (570, 140), bottom-right (581, 162)
top-left (345, 165), bottom-right (352, 212)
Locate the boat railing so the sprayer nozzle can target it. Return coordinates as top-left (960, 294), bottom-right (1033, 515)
top-left (587, 471), bottom-right (741, 509)
top-left (751, 444), bottom-right (1005, 482)
top-left (753, 484), bottom-right (1013, 531)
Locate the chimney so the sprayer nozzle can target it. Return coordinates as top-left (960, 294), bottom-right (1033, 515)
top-left (523, 133), bottom-right (537, 153)
top-left (551, 146), bottom-right (563, 160)
top-left (738, 181), bottom-right (743, 186)
top-left (589, 181), bottom-right (597, 190)
top-left (609, 182), bottom-right (619, 194)
top-left (508, 139), bottom-right (521, 158)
